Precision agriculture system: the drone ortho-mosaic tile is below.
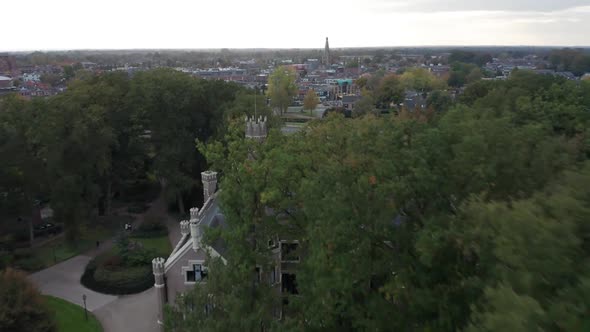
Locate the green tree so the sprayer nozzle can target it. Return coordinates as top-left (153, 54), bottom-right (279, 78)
top-left (267, 66), bottom-right (297, 116)
top-left (375, 74), bottom-right (405, 108)
top-left (353, 90), bottom-right (375, 117)
top-left (400, 67), bottom-right (445, 93)
top-left (0, 268), bottom-right (57, 332)
top-left (0, 96), bottom-right (49, 246)
top-left (302, 89), bottom-right (318, 115)
top-left (129, 69), bottom-right (238, 213)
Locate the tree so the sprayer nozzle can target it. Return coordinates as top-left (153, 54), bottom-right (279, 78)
top-left (0, 96), bottom-right (49, 246)
top-left (426, 90), bottom-right (452, 112)
top-left (267, 66), bottom-right (297, 116)
top-left (40, 73), bottom-right (62, 87)
top-left (38, 93), bottom-right (115, 243)
top-left (171, 69), bottom-right (590, 331)
top-left (129, 69), bottom-right (239, 213)
top-left (466, 67), bottom-right (483, 84)
top-left (400, 67), bottom-right (445, 93)
top-left (0, 268), bottom-right (56, 332)
top-left (375, 74), bottom-right (404, 108)
top-left (302, 89), bottom-right (319, 115)
top-left (353, 91), bottom-right (375, 117)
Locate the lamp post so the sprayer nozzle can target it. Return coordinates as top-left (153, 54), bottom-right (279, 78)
top-left (82, 294), bottom-right (88, 321)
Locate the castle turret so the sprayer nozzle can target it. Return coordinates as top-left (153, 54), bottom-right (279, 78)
top-left (201, 171), bottom-right (218, 202)
top-left (189, 207), bottom-right (199, 221)
top-left (190, 218), bottom-right (202, 251)
top-left (152, 257), bottom-right (166, 331)
top-left (245, 116), bottom-right (267, 140)
top-left (180, 220), bottom-right (190, 236)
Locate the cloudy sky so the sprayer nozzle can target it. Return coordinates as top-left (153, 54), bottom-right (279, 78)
top-left (2, 0), bottom-right (589, 51)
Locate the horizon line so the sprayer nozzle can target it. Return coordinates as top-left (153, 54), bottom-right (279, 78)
top-left (2, 44), bottom-right (590, 53)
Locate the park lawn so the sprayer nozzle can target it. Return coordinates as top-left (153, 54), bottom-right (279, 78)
top-left (44, 296), bottom-right (103, 332)
top-left (132, 235), bottom-right (172, 257)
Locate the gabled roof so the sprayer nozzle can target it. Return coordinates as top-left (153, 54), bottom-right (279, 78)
top-left (164, 193), bottom-right (228, 271)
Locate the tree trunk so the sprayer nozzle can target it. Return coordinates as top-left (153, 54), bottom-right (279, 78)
top-left (105, 180), bottom-right (112, 216)
top-left (25, 193), bottom-right (35, 247)
top-left (177, 191), bottom-right (185, 215)
top-left (28, 217), bottom-right (34, 247)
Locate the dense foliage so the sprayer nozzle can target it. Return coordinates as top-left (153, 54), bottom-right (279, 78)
top-left (0, 69), bottom-right (249, 245)
top-left (0, 268), bottom-right (57, 332)
top-left (168, 72), bottom-right (590, 331)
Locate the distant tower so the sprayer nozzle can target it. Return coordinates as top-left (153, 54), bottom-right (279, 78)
top-left (323, 37), bottom-right (330, 67)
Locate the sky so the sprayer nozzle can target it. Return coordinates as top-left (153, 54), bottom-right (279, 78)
top-left (2, 0), bottom-right (589, 51)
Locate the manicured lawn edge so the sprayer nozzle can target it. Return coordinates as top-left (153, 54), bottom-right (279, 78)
top-left (44, 295), bottom-right (103, 332)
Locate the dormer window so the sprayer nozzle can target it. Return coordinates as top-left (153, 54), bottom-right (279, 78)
top-left (183, 261), bottom-right (208, 284)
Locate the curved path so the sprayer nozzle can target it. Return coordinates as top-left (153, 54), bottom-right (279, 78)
top-left (28, 191), bottom-right (173, 332)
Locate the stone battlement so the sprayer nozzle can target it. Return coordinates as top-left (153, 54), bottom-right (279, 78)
top-left (180, 220), bottom-right (190, 235)
top-left (245, 116), bottom-right (267, 140)
top-left (189, 207), bottom-right (199, 221)
top-left (152, 257), bottom-right (165, 275)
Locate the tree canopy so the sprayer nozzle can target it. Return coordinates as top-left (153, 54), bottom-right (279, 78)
top-left (168, 73), bottom-right (590, 331)
top-left (267, 66), bottom-right (297, 116)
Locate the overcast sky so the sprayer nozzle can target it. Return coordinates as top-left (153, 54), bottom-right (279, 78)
top-left (2, 0), bottom-right (589, 51)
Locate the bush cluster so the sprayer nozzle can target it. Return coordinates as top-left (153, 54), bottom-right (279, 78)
top-left (80, 252), bottom-right (155, 295)
top-left (12, 249), bottom-right (44, 272)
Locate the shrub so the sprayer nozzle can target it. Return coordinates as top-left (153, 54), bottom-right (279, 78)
top-left (81, 252), bottom-right (155, 295)
top-left (0, 251), bottom-right (14, 269)
top-left (125, 247), bottom-right (156, 267)
top-left (102, 255), bottom-right (124, 269)
top-left (12, 249), bottom-right (45, 272)
top-left (0, 268), bottom-right (57, 332)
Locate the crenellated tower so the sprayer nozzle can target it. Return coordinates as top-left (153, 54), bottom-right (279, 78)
top-left (152, 257), bottom-right (166, 331)
top-left (201, 171), bottom-right (218, 202)
top-left (245, 116), bottom-right (267, 140)
top-left (180, 220), bottom-right (190, 236)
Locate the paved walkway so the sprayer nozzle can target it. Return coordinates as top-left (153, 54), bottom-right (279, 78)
top-left (29, 255), bottom-right (118, 311)
top-left (28, 190), bottom-right (169, 332)
top-left (94, 288), bottom-right (159, 332)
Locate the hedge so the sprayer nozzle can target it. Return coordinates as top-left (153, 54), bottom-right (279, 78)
top-left (80, 255), bottom-right (154, 295)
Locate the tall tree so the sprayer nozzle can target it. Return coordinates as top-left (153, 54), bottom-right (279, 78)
top-left (267, 66), bottom-right (297, 116)
top-left (302, 89), bottom-right (319, 115)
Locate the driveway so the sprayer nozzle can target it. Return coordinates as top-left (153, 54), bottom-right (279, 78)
top-left (29, 255), bottom-right (117, 311)
top-left (30, 254), bottom-right (159, 332)
top-left (29, 190), bottom-right (168, 332)
top-left (93, 288), bottom-right (159, 332)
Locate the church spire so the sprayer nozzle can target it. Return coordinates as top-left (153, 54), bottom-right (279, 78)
top-left (324, 37), bottom-right (330, 67)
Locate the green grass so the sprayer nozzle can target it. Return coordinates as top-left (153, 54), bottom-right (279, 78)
top-left (44, 296), bottom-right (103, 332)
top-left (132, 235), bottom-right (171, 256)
